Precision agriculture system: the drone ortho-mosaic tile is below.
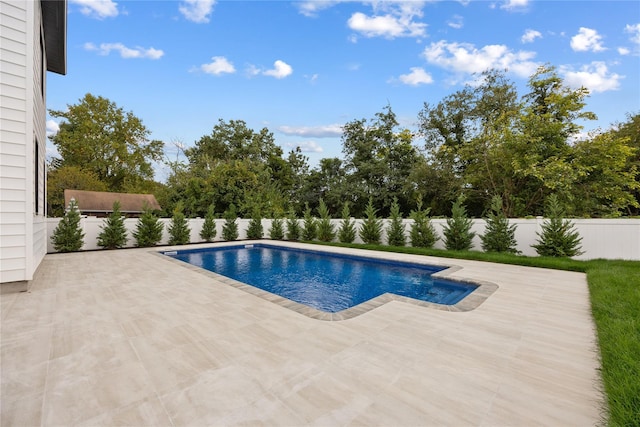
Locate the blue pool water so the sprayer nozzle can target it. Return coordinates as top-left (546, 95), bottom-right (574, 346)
top-left (165, 244), bottom-right (478, 313)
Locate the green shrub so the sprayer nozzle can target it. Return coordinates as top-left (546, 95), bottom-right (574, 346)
top-left (533, 194), bottom-right (583, 257)
top-left (316, 199), bottom-right (335, 242)
top-left (97, 201), bottom-right (127, 249)
top-left (386, 197), bottom-right (406, 246)
top-left (133, 205), bottom-right (164, 247)
top-left (410, 195), bottom-right (438, 248)
top-left (442, 195), bottom-right (475, 251)
top-left (222, 204), bottom-right (239, 241)
top-left (359, 198), bottom-right (383, 245)
top-left (168, 203), bottom-right (191, 245)
top-left (302, 203), bottom-right (317, 241)
top-left (269, 217), bottom-right (285, 240)
top-left (200, 204), bottom-right (217, 242)
top-left (338, 202), bottom-right (357, 244)
top-left (480, 195), bottom-right (518, 253)
top-left (246, 208), bottom-right (264, 239)
top-left (51, 198), bottom-right (85, 252)
top-left (285, 209), bottom-right (301, 241)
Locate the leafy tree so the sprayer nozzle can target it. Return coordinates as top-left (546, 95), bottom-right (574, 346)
top-left (316, 198), bottom-right (335, 242)
top-left (47, 165), bottom-right (108, 217)
top-left (246, 208), bottom-right (264, 239)
top-left (570, 130), bottom-right (639, 217)
top-left (200, 204), bottom-right (217, 242)
top-left (338, 202), bottom-right (357, 244)
top-left (133, 205), bottom-right (164, 247)
top-left (269, 217), bottom-right (285, 240)
top-left (97, 201), bottom-right (128, 249)
top-left (533, 194), bottom-right (583, 257)
top-left (285, 209), bottom-right (301, 241)
top-left (222, 204), bottom-right (239, 241)
top-left (442, 195), bottom-right (475, 251)
top-left (386, 197), bottom-right (406, 246)
top-left (342, 105), bottom-right (420, 216)
top-left (168, 203), bottom-right (191, 245)
top-left (51, 198), bottom-right (84, 252)
top-left (359, 198), bottom-right (383, 245)
top-left (302, 203), bottom-right (317, 241)
top-left (480, 195), bottom-right (518, 253)
top-left (410, 195), bottom-right (438, 248)
top-left (611, 112), bottom-right (640, 215)
top-left (49, 93), bottom-right (164, 191)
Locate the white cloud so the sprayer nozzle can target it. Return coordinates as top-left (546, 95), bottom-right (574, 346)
top-left (71, 0), bottom-right (118, 19)
top-left (296, 1), bottom-right (341, 17)
top-left (46, 120), bottom-right (60, 137)
top-left (84, 42), bottom-right (164, 59)
top-left (179, 0), bottom-right (216, 23)
top-left (625, 23), bottom-right (640, 44)
top-left (521, 29), bottom-right (542, 43)
top-left (561, 62), bottom-right (622, 93)
top-left (571, 27), bottom-right (606, 52)
top-left (618, 47), bottom-right (630, 55)
top-left (200, 56), bottom-right (235, 75)
top-left (398, 67), bottom-right (433, 86)
top-left (447, 15), bottom-right (464, 29)
top-left (422, 40), bottom-right (538, 78)
top-left (278, 124), bottom-right (342, 138)
top-left (263, 60), bottom-right (293, 79)
top-left (501, 0), bottom-right (529, 10)
top-left (347, 2), bottom-right (427, 39)
top-left (287, 141), bottom-right (324, 153)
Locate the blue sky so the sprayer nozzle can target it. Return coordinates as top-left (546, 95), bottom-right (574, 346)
top-left (46, 0), bottom-right (640, 180)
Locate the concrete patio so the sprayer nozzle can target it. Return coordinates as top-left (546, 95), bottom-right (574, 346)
top-left (1, 241), bottom-right (604, 426)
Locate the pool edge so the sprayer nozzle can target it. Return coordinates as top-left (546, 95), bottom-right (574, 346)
top-left (151, 241), bottom-right (499, 321)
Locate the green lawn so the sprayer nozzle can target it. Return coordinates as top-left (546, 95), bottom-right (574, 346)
top-left (310, 242), bottom-right (640, 427)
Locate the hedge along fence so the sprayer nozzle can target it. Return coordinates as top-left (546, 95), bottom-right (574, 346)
top-left (46, 217), bottom-right (640, 261)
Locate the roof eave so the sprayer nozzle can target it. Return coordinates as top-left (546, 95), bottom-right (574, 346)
top-left (41, 0), bottom-right (67, 75)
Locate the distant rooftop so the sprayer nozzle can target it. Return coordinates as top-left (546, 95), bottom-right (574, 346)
top-left (64, 189), bottom-right (161, 216)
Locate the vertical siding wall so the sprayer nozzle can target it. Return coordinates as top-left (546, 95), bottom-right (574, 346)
top-left (0, 0), bottom-right (45, 283)
top-left (31, 0), bottom-right (47, 278)
top-left (47, 217), bottom-right (640, 261)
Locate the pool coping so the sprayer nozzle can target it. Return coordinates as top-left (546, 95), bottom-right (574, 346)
top-left (153, 240), bottom-right (499, 321)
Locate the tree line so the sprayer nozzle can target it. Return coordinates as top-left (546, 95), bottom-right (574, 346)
top-left (47, 65), bottom-right (639, 219)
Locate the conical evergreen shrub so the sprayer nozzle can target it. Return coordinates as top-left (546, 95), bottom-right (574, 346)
top-left (285, 209), bottom-right (301, 241)
top-left (168, 203), bottom-right (191, 245)
top-left (302, 203), bottom-right (317, 241)
top-left (533, 194), bottom-right (583, 257)
top-left (410, 195), bottom-right (438, 248)
top-left (316, 199), bottom-right (335, 242)
top-left (442, 195), bottom-right (475, 251)
top-left (338, 202), bottom-right (356, 244)
top-left (51, 198), bottom-right (84, 252)
top-left (359, 198), bottom-right (382, 245)
top-left (386, 197), bottom-right (406, 246)
top-left (97, 201), bottom-right (127, 249)
top-left (222, 204), bottom-right (239, 241)
top-left (246, 207), bottom-right (264, 239)
top-left (200, 204), bottom-right (217, 242)
top-left (133, 205), bottom-right (164, 247)
top-left (480, 195), bottom-right (518, 253)
top-left (269, 217), bottom-right (285, 240)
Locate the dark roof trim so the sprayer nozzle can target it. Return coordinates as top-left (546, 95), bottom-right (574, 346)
top-left (41, 0), bottom-right (67, 75)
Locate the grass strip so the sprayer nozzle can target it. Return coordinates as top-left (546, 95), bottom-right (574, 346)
top-left (306, 241), bottom-right (640, 427)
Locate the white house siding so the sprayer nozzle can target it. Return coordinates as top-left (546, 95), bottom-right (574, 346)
top-left (31, 0), bottom-right (47, 278)
top-left (0, 0), bottom-right (45, 284)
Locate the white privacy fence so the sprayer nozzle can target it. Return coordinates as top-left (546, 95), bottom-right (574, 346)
top-left (46, 217), bottom-right (640, 261)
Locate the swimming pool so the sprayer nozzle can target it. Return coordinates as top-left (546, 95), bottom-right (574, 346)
top-left (164, 244), bottom-right (478, 313)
